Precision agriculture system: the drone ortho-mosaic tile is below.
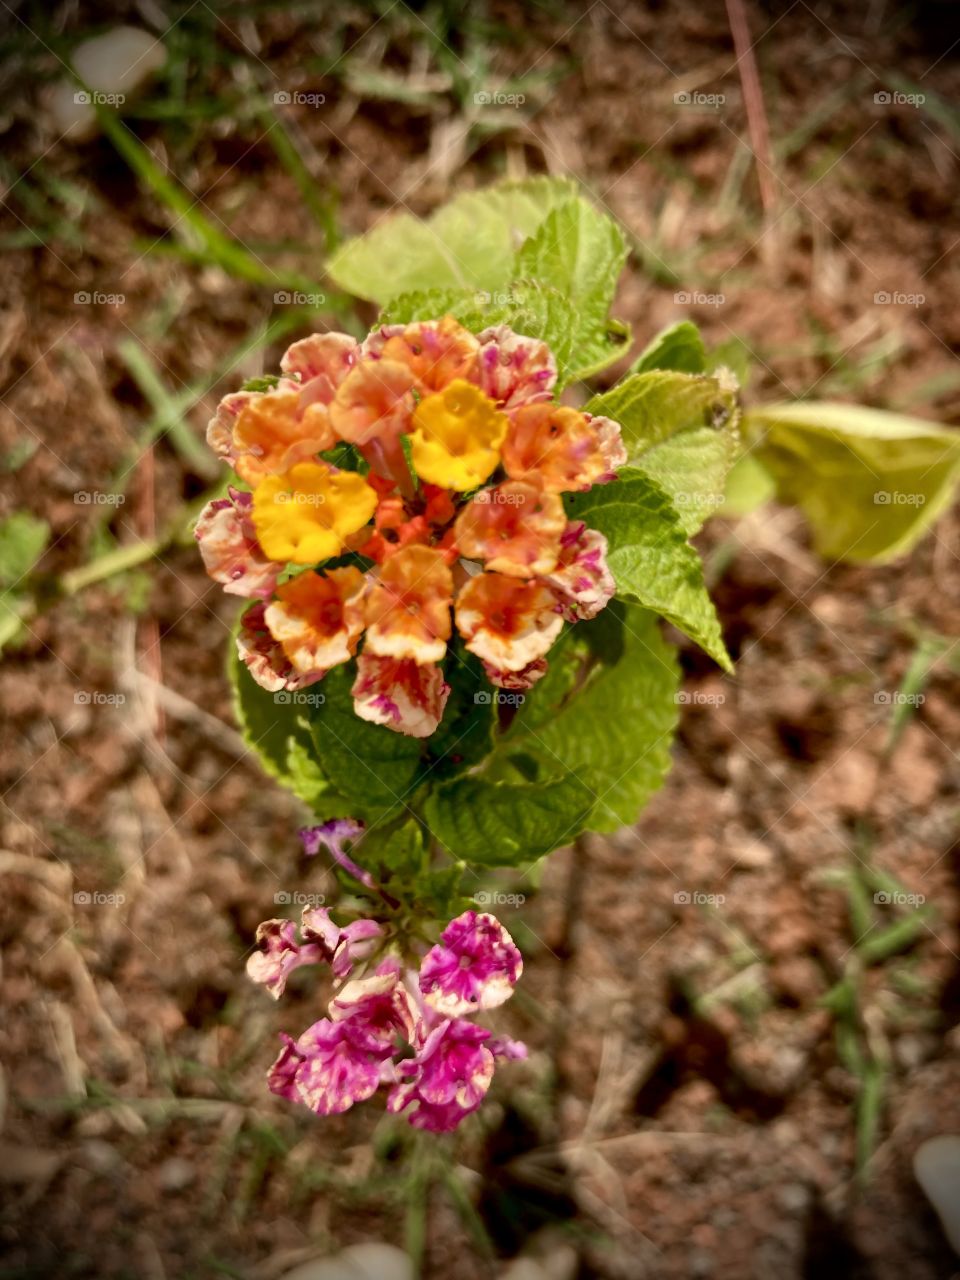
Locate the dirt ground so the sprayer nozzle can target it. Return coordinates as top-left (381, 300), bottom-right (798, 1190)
top-left (1, 1), bottom-right (959, 1277)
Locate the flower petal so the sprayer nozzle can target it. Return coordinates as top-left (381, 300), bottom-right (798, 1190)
top-left (364, 545), bottom-right (453, 663)
top-left (251, 462), bottom-right (378, 565)
top-left (454, 479), bottom-right (566, 577)
top-left (194, 487), bottom-right (280, 599)
top-left (502, 403), bottom-right (624, 492)
top-left (543, 522), bottom-right (616, 621)
top-left (477, 324), bottom-right (557, 408)
top-left (419, 911), bottom-right (523, 1016)
top-left (237, 602), bottom-right (326, 691)
top-left (410, 379), bottom-right (508, 491)
top-left (351, 653), bottom-right (450, 738)
top-left (329, 359), bottom-right (416, 447)
top-left (264, 566), bottom-right (366, 673)
top-left (378, 315), bottom-right (480, 393)
top-left (455, 572), bottom-right (563, 672)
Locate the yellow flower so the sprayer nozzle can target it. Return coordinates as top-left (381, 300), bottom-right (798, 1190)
top-left (410, 379), bottom-right (508, 491)
top-left (251, 462), bottom-right (378, 565)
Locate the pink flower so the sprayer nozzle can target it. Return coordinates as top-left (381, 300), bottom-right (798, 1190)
top-left (194, 487), bottom-right (280, 599)
top-left (300, 819), bottom-right (374, 888)
top-left (272, 1018), bottom-right (384, 1115)
top-left (351, 653), bottom-right (450, 738)
top-left (476, 325), bottom-right (557, 409)
top-left (419, 910), bottom-right (522, 1017)
top-left (544, 522), bottom-right (616, 622)
top-left (388, 1018), bottom-right (495, 1132)
top-left (247, 907), bottom-right (383, 997)
top-left (481, 657), bottom-right (548, 690)
top-left (236, 602), bottom-right (326, 692)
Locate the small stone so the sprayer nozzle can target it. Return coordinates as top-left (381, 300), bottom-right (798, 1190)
top-left (79, 1139), bottom-right (123, 1175)
top-left (157, 1156), bottom-right (196, 1193)
top-left (340, 1244), bottom-right (413, 1280)
top-left (914, 1136), bottom-right (960, 1256)
top-left (46, 27), bottom-right (166, 140)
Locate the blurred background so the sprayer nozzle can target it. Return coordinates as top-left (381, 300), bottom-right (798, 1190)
top-left (1, 1), bottom-right (959, 1277)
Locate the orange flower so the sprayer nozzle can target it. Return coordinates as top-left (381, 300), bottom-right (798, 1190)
top-left (229, 388), bottom-right (337, 485)
top-left (264, 567), bottom-right (366, 674)
top-left (455, 573), bottom-right (562, 672)
top-left (364, 545), bottom-right (453, 664)
top-left (376, 315), bottom-right (481, 393)
top-left (329, 360), bottom-right (416, 447)
top-left (454, 479), bottom-right (566, 577)
top-left (352, 653), bottom-right (450, 738)
top-left (502, 403), bottom-right (624, 493)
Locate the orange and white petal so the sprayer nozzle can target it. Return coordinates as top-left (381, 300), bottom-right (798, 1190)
top-left (364, 545), bottom-right (453, 664)
top-left (588, 413), bottom-right (628, 479)
top-left (455, 573), bottom-right (563, 672)
top-left (194, 488), bottom-right (279, 598)
top-left (543, 522), bottom-right (616, 621)
top-left (502, 403), bottom-right (618, 493)
top-left (280, 332), bottom-right (359, 394)
top-left (351, 653), bottom-right (450, 738)
top-left (476, 325), bottom-right (557, 409)
top-left (481, 657), bottom-right (548, 690)
top-left (264, 567), bottom-right (366, 674)
top-left (207, 389), bottom-right (261, 466)
top-left (251, 462), bottom-right (378, 565)
top-left (328, 359), bottom-right (416, 447)
top-left (378, 315), bottom-right (481, 394)
top-left (237, 603), bottom-right (327, 691)
top-left (410, 379), bottom-right (509, 491)
top-left (453, 480), bottom-right (566, 577)
top-left (231, 386), bottom-right (337, 484)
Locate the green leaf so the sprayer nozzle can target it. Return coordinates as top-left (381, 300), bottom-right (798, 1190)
top-left (423, 770), bottom-right (597, 865)
top-left (504, 603), bottom-right (680, 834)
top-left (566, 470), bottom-right (732, 671)
top-left (631, 320), bottom-right (707, 374)
top-left (743, 401), bottom-right (960, 563)
top-left (424, 646), bottom-right (496, 781)
top-left (586, 370), bottom-right (741, 532)
top-left (0, 511), bottom-right (50, 588)
top-left (719, 451), bottom-right (777, 517)
top-left (229, 644), bottom-right (342, 809)
top-left (326, 176), bottom-right (578, 305)
top-left (306, 666), bottom-right (424, 822)
top-left (514, 197), bottom-right (626, 327)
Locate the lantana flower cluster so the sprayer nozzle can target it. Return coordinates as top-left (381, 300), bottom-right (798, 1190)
top-left (196, 315), bottom-right (624, 736)
top-left (248, 897), bottom-right (526, 1133)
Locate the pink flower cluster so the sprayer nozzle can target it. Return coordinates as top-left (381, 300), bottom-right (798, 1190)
top-left (247, 907), bottom-right (526, 1132)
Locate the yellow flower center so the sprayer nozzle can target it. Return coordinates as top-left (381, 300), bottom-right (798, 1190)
top-left (251, 462), bottom-right (377, 565)
top-left (410, 379), bottom-right (508, 491)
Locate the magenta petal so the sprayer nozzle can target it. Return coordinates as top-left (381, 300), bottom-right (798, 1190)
top-left (419, 911), bottom-right (523, 1016)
